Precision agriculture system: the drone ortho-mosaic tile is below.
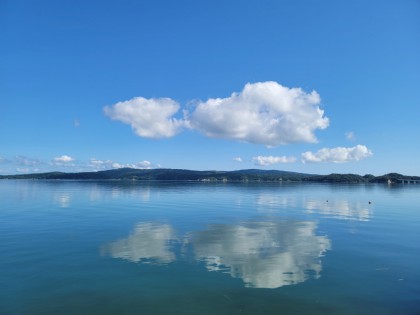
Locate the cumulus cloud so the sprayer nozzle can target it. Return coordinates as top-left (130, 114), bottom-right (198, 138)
top-left (233, 157), bottom-right (243, 162)
top-left (301, 145), bottom-right (373, 163)
top-left (53, 155), bottom-right (75, 163)
top-left (104, 82), bottom-right (329, 146)
top-left (189, 82), bottom-right (329, 146)
top-left (253, 155), bottom-right (296, 166)
top-left (104, 97), bottom-right (185, 138)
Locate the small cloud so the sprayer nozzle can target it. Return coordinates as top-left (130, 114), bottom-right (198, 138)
top-left (252, 155), bottom-right (297, 166)
top-left (0, 156), bottom-right (10, 164)
top-left (53, 155), bottom-right (75, 163)
top-left (88, 158), bottom-right (114, 170)
top-left (16, 167), bottom-right (30, 173)
top-left (345, 131), bottom-right (355, 141)
top-left (52, 155), bottom-right (75, 167)
top-left (135, 161), bottom-right (152, 169)
top-left (301, 145), bottom-right (373, 163)
top-left (74, 119), bottom-right (80, 128)
top-left (104, 97), bottom-right (186, 138)
top-left (89, 158), bottom-right (154, 171)
top-left (112, 161), bottom-right (153, 169)
top-left (233, 157), bottom-right (243, 162)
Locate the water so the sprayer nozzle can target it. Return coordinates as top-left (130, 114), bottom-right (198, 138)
top-left (1, 180), bottom-right (419, 314)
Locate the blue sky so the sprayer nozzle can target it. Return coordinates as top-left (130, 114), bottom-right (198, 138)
top-left (1, 0), bottom-right (419, 175)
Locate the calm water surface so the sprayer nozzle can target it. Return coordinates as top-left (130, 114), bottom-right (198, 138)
top-left (1, 180), bottom-right (419, 314)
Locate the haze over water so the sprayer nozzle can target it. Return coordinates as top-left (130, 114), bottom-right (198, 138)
top-left (1, 180), bottom-right (419, 314)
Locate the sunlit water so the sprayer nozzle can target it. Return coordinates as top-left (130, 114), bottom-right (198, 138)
top-left (1, 180), bottom-right (419, 314)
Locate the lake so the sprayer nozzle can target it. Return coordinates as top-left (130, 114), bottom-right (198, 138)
top-left (1, 180), bottom-right (419, 314)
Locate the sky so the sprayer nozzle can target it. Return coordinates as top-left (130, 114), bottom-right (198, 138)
top-left (1, 0), bottom-right (419, 175)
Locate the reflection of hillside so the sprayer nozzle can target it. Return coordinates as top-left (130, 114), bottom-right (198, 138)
top-left (190, 221), bottom-right (331, 288)
top-left (305, 199), bottom-right (371, 221)
top-left (102, 223), bottom-right (176, 264)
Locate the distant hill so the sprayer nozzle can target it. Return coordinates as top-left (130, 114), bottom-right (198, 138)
top-left (0, 168), bottom-right (419, 183)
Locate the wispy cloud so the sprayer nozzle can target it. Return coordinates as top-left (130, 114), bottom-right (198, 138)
top-left (301, 145), bottom-right (373, 163)
top-left (0, 156), bottom-right (10, 164)
top-left (345, 131), bottom-right (355, 141)
top-left (104, 81), bottom-right (329, 147)
top-left (14, 155), bottom-right (42, 166)
top-left (252, 155), bottom-right (297, 166)
top-left (233, 157), bottom-right (243, 162)
top-left (0, 154), bottom-right (160, 174)
top-left (88, 158), bottom-right (155, 171)
top-left (53, 155), bottom-right (75, 163)
top-left (16, 167), bottom-right (30, 173)
top-left (73, 119), bottom-right (81, 128)
top-left (52, 155), bottom-right (76, 167)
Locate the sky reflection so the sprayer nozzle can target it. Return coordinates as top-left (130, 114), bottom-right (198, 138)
top-left (101, 223), bottom-right (177, 264)
top-left (102, 219), bottom-right (331, 289)
top-left (304, 199), bottom-right (372, 221)
top-left (255, 192), bottom-right (373, 221)
top-left (190, 220), bottom-right (331, 288)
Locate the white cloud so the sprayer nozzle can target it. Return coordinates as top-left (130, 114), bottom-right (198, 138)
top-left (111, 161), bottom-right (153, 169)
top-left (53, 155), bottom-right (75, 163)
top-left (104, 97), bottom-right (185, 138)
top-left (89, 158), bottom-right (154, 171)
top-left (189, 82), bottom-right (329, 146)
top-left (253, 155), bottom-right (296, 166)
top-left (0, 156), bottom-right (43, 174)
top-left (104, 82), bottom-right (329, 146)
top-left (345, 131), bottom-right (355, 141)
top-left (301, 145), bottom-right (373, 163)
top-left (233, 157), bottom-right (243, 162)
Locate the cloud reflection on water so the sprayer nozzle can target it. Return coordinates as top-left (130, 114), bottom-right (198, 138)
top-left (102, 223), bottom-right (177, 264)
top-left (54, 193), bottom-right (71, 208)
top-left (102, 220), bottom-right (331, 289)
top-left (190, 220), bottom-right (331, 288)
